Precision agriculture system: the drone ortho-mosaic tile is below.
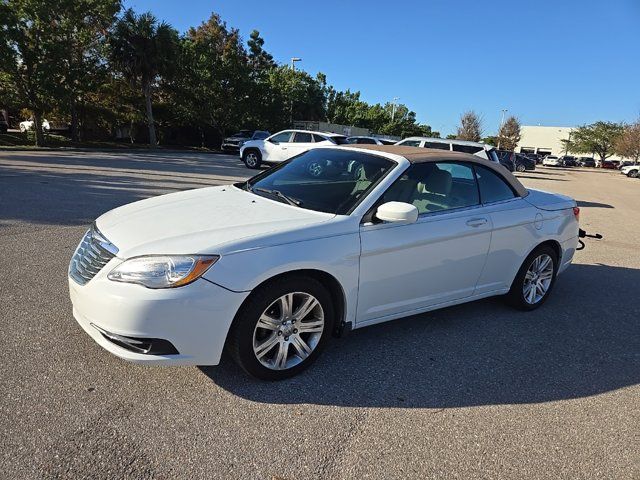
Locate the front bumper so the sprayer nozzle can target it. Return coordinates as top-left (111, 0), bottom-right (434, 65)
top-left (69, 269), bottom-right (249, 366)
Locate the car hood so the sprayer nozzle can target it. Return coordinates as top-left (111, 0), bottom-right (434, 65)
top-left (240, 139), bottom-right (263, 148)
top-left (96, 186), bottom-right (334, 258)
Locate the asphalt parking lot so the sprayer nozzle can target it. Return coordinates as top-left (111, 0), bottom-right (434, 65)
top-left (1, 150), bottom-right (638, 479)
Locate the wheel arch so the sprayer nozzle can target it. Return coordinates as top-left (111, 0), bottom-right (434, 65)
top-left (508, 238), bottom-right (562, 289)
top-left (231, 269), bottom-right (348, 338)
top-left (242, 146), bottom-right (262, 156)
top-left (536, 239), bottom-right (562, 263)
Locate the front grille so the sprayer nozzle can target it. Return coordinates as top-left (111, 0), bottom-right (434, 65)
top-left (69, 224), bottom-right (119, 285)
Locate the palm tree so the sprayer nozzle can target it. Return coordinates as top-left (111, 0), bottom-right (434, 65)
top-left (109, 9), bottom-right (177, 146)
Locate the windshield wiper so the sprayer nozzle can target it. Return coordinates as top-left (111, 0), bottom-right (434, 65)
top-left (253, 187), bottom-right (302, 207)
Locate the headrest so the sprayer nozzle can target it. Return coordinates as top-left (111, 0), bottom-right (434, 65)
top-left (417, 169), bottom-right (452, 195)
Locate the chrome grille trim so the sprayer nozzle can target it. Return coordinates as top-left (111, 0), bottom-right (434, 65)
top-left (69, 224), bottom-right (119, 285)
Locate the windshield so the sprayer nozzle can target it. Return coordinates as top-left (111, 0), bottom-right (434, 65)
top-left (252, 131), bottom-right (269, 139)
top-left (241, 148), bottom-right (395, 214)
top-left (330, 136), bottom-right (350, 145)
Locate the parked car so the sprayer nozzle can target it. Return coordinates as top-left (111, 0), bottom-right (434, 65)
top-left (239, 129), bottom-right (348, 169)
top-left (620, 164), bottom-right (639, 178)
top-left (495, 150), bottom-right (515, 172)
top-left (522, 152), bottom-right (542, 164)
top-left (221, 130), bottom-right (270, 151)
top-left (347, 136), bottom-right (396, 145)
top-left (68, 145), bottom-right (580, 379)
top-left (543, 155), bottom-right (561, 166)
top-left (602, 160), bottom-right (619, 169)
top-left (577, 157), bottom-right (596, 167)
top-left (558, 155), bottom-right (578, 167)
top-left (514, 153), bottom-right (536, 172)
top-left (0, 117), bottom-right (8, 133)
top-left (617, 161), bottom-right (637, 169)
top-left (19, 119), bottom-right (50, 132)
top-left (396, 136), bottom-right (501, 164)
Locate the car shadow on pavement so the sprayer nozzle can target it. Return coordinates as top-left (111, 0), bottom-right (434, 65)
top-left (517, 175), bottom-right (568, 182)
top-left (577, 200), bottom-right (614, 209)
top-left (202, 263), bottom-right (640, 409)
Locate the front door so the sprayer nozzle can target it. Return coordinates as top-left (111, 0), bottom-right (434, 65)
top-left (357, 161), bottom-right (492, 325)
top-left (285, 131), bottom-right (317, 160)
top-left (265, 131), bottom-right (294, 162)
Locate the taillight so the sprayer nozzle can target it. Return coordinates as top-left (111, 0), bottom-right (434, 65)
top-left (573, 206), bottom-right (580, 222)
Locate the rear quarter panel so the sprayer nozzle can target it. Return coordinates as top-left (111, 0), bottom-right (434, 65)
top-left (474, 198), bottom-right (578, 294)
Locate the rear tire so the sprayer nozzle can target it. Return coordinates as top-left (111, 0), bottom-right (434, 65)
top-left (505, 245), bottom-right (558, 311)
top-left (242, 149), bottom-right (262, 169)
top-left (227, 275), bottom-right (335, 380)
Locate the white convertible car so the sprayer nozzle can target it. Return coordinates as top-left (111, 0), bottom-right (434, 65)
top-left (69, 145), bottom-right (580, 379)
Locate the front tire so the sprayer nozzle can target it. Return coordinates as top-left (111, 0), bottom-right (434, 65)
top-left (516, 163), bottom-right (526, 172)
top-left (242, 149), bottom-right (262, 169)
top-left (228, 276), bottom-right (335, 380)
top-left (505, 245), bottom-right (558, 311)
top-left (627, 169), bottom-right (638, 178)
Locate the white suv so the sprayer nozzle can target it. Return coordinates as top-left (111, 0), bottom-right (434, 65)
top-left (620, 164), bottom-right (639, 178)
top-left (240, 129), bottom-right (348, 169)
top-left (395, 137), bottom-right (500, 163)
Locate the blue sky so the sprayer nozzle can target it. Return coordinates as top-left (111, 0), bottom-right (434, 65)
top-left (124, 0), bottom-right (639, 136)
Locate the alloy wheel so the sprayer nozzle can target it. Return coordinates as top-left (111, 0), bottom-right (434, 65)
top-left (245, 152), bottom-right (258, 167)
top-left (252, 292), bottom-right (324, 370)
top-left (522, 254), bottom-right (554, 304)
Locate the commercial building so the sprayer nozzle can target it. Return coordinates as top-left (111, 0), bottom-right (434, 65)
top-left (516, 125), bottom-right (625, 160)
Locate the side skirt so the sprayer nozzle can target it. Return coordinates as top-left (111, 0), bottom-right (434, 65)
top-left (353, 288), bottom-right (510, 330)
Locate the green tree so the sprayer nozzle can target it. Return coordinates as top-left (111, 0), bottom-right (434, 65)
top-left (268, 66), bottom-right (327, 128)
top-left (168, 13), bottom-right (253, 144)
top-left (456, 110), bottom-right (483, 142)
top-left (497, 115), bottom-right (521, 150)
top-left (562, 121), bottom-right (624, 164)
top-left (57, 0), bottom-right (121, 141)
top-left (0, 0), bottom-right (69, 145)
top-left (109, 9), bottom-right (178, 146)
top-left (247, 29), bottom-right (274, 71)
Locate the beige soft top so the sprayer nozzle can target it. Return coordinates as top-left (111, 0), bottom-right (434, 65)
top-left (343, 144), bottom-right (529, 198)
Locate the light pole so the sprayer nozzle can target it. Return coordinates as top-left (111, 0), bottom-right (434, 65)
top-left (497, 109), bottom-right (508, 149)
top-left (290, 57), bottom-right (302, 70)
top-left (289, 58), bottom-right (302, 125)
top-left (391, 97), bottom-right (400, 122)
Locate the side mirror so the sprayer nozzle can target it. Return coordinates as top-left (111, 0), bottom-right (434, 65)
top-left (267, 138), bottom-right (277, 144)
top-left (375, 202), bottom-right (419, 224)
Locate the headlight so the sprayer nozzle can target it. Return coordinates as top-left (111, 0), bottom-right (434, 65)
top-left (238, 140), bottom-right (245, 146)
top-left (107, 255), bottom-right (219, 289)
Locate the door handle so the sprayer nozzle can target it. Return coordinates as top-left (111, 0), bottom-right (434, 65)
top-left (466, 218), bottom-right (488, 227)
top-left (281, 147), bottom-right (288, 150)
